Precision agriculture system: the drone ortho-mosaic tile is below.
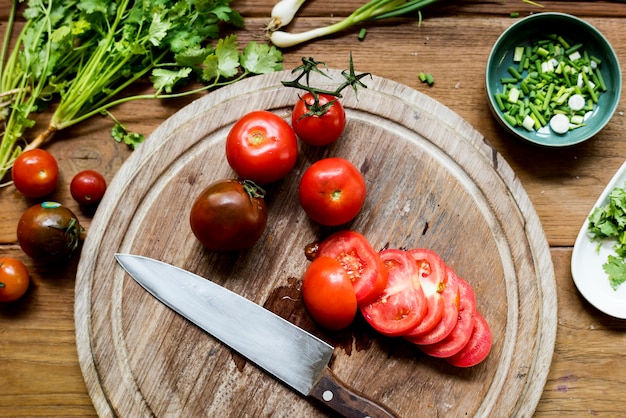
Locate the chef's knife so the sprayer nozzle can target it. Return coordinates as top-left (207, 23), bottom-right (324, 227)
top-left (115, 254), bottom-right (398, 418)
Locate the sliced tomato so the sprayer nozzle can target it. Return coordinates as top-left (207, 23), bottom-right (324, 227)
top-left (445, 311), bottom-right (492, 368)
top-left (360, 249), bottom-right (427, 337)
top-left (416, 274), bottom-right (477, 358)
top-left (406, 268), bottom-right (460, 345)
top-left (317, 230), bottom-right (388, 306)
top-left (402, 248), bottom-right (448, 338)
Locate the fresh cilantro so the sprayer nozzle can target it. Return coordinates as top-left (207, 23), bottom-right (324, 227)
top-left (111, 122), bottom-right (144, 150)
top-left (603, 255), bottom-right (626, 290)
top-left (588, 183), bottom-right (626, 290)
top-left (1, 0), bottom-right (283, 184)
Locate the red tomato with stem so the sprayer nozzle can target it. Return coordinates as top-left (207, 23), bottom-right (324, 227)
top-left (0, 257), bottom-right (30, 303)
top-left (416, 274), bottom-right (477, 358)
top-left (12, 149), bottom-right (59, 198)
top-left (291, 93), bottom-right (346, 146)
top-left (298, 157), bottom-right (366, 226)
top-left (406, 268), bottom-right (460, 345)
top-left (403, 248), bottom-right (448, 338)
top-left (360, 249), bottom-right (427, 337)
top-left (225, 110), bottom-right (298, 184)
top-left (301, 256), bottom-right (357, 331)
top-left (70, 170), bottom-right (107, 206)
top-left (189, 179), bottom-right (267, 251)
top-left (445, 311), bottom-right (492, 368)
top-left (317, 230), bottom-right (387, 306)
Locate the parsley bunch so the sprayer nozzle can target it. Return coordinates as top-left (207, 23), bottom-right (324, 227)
top-left (588, 184), bottom-right (626, 290)
top-left (1, 0), bottom-right (283, 184)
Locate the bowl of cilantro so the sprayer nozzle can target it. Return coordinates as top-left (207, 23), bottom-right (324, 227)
top-left (485, 12), bottom-right (621, 147)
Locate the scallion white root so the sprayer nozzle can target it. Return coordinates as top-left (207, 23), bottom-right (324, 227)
top-left (267, 0), bottom-right (442, 48)
top-left (266, 0), bottom-right (308, 32)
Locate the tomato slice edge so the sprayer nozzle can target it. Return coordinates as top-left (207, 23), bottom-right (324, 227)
top-left (360, 249), bottom-right (427, 337)
top-left (445, 311), bottom-right (493, 368)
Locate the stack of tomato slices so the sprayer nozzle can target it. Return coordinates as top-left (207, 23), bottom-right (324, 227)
top-left (302, 230), bottom-right (492, 368)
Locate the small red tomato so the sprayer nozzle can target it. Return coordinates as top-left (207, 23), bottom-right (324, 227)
top-left (70, 170), bottom-right (107, 205)
top-left (0, 257), bottom-right (30, 303)
top-left (17, 202), bottom-right (84, 261)
top-left (301, 256), bottom-right (357, 331)
top-left (298, 157), bottom-right (366, 226)
top-left (12, 149), bottom-right (59, 198)
top-left (190, 179), bottom-right (267, 251)
top-left (225, 110), bottom-right (298, 184)
top-left (292, 93), bottom-right (346, 146)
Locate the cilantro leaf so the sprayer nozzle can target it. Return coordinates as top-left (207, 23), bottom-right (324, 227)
top-left (112, 122), bottom-right (144, 150)
top-left (151, 68), bottom-right (192, 94)
top-left (241, 43), bottom-right (284, 74)
top-left (202, 34), bottom-right (241, 81)
top-left (603, 255), bottom-right (626, 290)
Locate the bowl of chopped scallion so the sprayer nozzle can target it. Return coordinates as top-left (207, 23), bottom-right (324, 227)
top-left (486, 12), bottom-right (621, 147)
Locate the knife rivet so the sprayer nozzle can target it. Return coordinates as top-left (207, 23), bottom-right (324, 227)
top-left (322, 390), bottom-right (334, 402)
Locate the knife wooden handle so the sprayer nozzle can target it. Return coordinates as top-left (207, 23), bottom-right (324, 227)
top-left (309, 366), bottom-right (399, 418)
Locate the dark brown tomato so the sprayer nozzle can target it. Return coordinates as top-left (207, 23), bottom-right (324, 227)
top-left (17, 202), bottom-right (84, 261)
top-left (189, 179), bottom-right (268, 251)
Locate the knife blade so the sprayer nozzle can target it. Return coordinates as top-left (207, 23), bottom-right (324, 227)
top-left (115, 254), bottom-right (398, 418)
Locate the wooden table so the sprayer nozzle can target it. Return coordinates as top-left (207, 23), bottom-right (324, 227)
top-left (1, 0), bottom-right (625, 416)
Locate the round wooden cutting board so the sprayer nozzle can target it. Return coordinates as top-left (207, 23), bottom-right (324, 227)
top-left (75, 69), bottom-right (556, 417)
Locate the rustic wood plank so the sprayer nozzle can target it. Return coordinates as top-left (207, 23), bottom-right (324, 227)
top-left (2, 1), bottom-right (626, 417)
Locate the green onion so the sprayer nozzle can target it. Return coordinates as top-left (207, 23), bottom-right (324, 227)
top-left (268, 0), bottom-right (442, 47)
top-left (358, 28), bottom-right (367, 41)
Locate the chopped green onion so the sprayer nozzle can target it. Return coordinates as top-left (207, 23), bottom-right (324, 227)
top-left (358, 28), bottom-right (367, 41)
top-left (494, 34), bottom-right (605, 136)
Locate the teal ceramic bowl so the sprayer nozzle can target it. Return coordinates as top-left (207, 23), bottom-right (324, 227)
top-left (486, 13), bottom-right (621, 147)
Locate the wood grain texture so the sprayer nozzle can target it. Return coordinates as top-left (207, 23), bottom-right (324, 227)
top-left (2, 1), bottom-right (626, 417)
top-left (74, 70), bottom-right (556, 417)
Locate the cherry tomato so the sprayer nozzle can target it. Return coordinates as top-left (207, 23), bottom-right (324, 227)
top-left (0, 257), bottom-right (30, 303)
top-left (317, 230), bottom-right (387, 306)
top-left (298, 157), bottom-right (366, 226)
top-left (291, 93), bottom-right (346, 146)
top-left (301, 256), bottom-right (357, 331)
top-left (361, 249), bottom-right (427, 337)
top-left (12, 149), bottom-right (59, 198)
top-left (190, 179), bottom-right (267, 251)
top-left (445, 311), bottom-right (492, 368)
top-left (225, 110), bottom-right (298, 184)
top-left (417, 274), bottom-right (477, 358)
top-left (17, 202), bottom-right (83, 261)
top-left (70, 170), bottom-right (107, 206)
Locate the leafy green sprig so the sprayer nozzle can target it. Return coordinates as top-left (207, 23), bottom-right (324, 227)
top-left (1, 0), bottom-right (283, 183)
top-left (588, 183), bottom-right (626, 290)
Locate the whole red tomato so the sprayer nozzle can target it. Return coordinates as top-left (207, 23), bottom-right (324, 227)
top-left (17, 202), bottom-right (84, 261)
top-left (298, 157), bottom-right (366, 226)
top-left (0, 257), bottom-right (30, 303)
top-left (291, 93), bottom-right (346, 146)
top-left (190, 179), bottom-right (267, 251)
top-left (225, 110), bottom-right (298, 184)
top-left (70, 170), bottom-right (107, 206)
top-left (301, 256), bottom-right (357, 331)
top-left (12, 149), bottom-right (59, 198)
